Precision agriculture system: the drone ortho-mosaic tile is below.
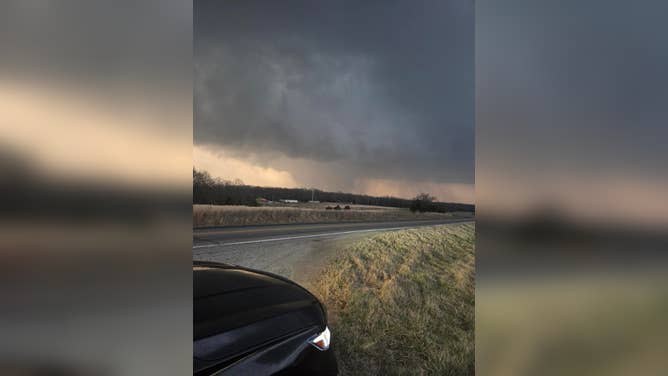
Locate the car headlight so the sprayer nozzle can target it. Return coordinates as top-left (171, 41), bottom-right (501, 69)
top-left (308, 326), bottom-right (331, 351)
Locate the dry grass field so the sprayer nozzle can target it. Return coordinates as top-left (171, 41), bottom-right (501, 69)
top-left (193, 204), bottom-right (469, 227)
top-left (477, 274), bottom-right (668, 376)
top-left (310, 223), bottom-right (475, 376)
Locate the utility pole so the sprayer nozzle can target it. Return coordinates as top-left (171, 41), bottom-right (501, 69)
top-left (311, 188), bottom-right (315, 201)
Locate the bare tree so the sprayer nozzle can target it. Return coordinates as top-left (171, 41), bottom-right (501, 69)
top-left (410, 193), bottom-right (437, 213)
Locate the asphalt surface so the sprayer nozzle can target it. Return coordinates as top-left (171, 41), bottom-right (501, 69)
top-left (192, 218), bottom-right (473, 282)
top-left (193, 218), bottom-right (472, 249)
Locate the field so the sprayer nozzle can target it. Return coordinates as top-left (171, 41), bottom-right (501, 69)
top-left (193, 203), bottom-right (470, 228)
top-left (310, 223), bottom-right (475, 376)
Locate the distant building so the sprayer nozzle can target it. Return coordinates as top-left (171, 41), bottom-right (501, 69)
top-left (280, 199), bottom-right (299, 204)
top-left (308, 200), bottom-right (320, 203)
top-left (256, 197), bottom-right (269, 205)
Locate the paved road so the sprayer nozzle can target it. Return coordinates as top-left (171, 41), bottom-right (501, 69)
top-left (193, 218), bottom-right (474, 283)
top-left (193, 218), bottom-right (472, 249)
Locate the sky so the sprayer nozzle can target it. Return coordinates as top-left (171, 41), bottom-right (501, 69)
top-left (475, 0), bottom-right (668, 225)
top-left (194, 0), bottom-right (474, 203)
top-left (1, 1), bottom-right (192, 188)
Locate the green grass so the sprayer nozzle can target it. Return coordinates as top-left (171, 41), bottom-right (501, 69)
top-left (311, 223), bottom-right (475, 375)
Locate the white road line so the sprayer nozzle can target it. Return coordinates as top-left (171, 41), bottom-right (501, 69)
top-left (192, 221), bottom-right (470, 249)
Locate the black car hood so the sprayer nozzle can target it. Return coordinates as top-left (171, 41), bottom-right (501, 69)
top-left (193, 261), bottom-right (326, 372)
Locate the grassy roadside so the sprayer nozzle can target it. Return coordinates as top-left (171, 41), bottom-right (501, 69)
top-left (477, 275), bottom-right (668, 376)
top-left (311, 223), bottom-right (475, 375)
top-left (193, 204), bottom-right (466, 227)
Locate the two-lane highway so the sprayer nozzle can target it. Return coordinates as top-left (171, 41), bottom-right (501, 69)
top-left (193, 218), bottom-right (472, 249)
top-left (192, 218), bottom-right (474, 283)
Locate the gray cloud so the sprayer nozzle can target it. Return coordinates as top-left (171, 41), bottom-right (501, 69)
top-left (476, 0), bottom-right (668, 223)
top-left (477, 0), bottom-right (668, 177)
top-left (195, 0), bottom-right (474, 185)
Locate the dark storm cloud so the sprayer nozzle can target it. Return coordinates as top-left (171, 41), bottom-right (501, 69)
top-left (195, 0), bottom-right (473, 184)
top-left (476, 0), bottom-right (668, 223)
top-left (477, 0), bottom-right (668, 177)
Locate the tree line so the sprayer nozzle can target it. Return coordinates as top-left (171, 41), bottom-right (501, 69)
top-left (193, 168), bottom-right (474, 213)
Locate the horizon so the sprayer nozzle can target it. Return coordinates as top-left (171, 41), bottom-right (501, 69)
top-left (194, 167), bottom-right (474, 205)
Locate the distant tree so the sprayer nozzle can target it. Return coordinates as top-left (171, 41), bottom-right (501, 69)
top-left (344, 205), bottom-right (351, 210)
top-left (410, 193), bottom-right (437, 213)
top-left (326, 206), bottom-right (333, 210)
top-left (334, 205), bottom-right (341, 210)
top-left (193, 168), bottom-right (215, 187)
